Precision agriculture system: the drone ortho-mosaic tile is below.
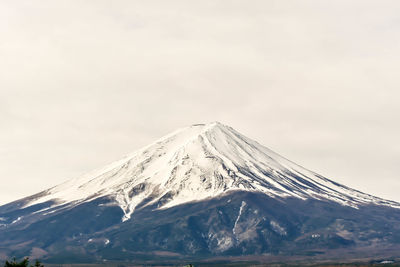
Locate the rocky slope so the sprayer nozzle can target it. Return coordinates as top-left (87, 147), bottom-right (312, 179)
top-left (1, 122), bottom-right (399, 264)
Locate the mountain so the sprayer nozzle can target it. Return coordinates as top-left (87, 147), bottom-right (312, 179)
top-left (1, 122), bottom-right (400, 265)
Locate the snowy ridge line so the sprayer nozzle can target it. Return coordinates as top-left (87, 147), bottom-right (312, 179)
top-left (20, 122), bottom-right (400, 222)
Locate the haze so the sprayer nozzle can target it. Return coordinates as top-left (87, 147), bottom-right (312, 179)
top-left (1, 0), bottom-right (400, 204)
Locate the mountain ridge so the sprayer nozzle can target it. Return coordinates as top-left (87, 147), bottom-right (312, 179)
top-left (1, 122), bottom-right (400, 263)
top-left (15, 122), bottom-right (400, 224)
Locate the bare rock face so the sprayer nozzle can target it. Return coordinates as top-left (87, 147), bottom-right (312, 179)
top-left (1, 122), bottom-right (400, 264)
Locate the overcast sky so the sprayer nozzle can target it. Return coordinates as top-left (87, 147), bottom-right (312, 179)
top-left (1, 0), bottom-right (400, 204)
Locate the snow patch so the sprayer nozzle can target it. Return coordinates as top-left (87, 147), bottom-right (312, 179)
top-left (216, 236), bottom-right (234, 251)
top-left (233, 201), bottom-right (247, 239)
top-left (270, 220), bottom-right (287, 236)
top-left (208, 231), bottom-right (234, 252)
top-left (11, 217), bottom-right (22, 224)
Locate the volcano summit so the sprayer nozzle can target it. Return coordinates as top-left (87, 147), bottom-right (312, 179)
top-left (1, 122), bottom-right (400, 264)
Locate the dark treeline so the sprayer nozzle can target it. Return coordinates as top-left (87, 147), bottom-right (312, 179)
top-left (3, 258), bottom-right (43, 267)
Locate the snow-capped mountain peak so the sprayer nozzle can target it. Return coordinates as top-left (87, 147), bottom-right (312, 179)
top-left (25, 122), bottom-right (400, 222)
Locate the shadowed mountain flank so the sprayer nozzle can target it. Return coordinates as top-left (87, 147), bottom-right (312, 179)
top-left (1, 122), bottom-right (399, 264)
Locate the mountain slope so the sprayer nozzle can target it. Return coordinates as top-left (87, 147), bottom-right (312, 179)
top-left (1, 122), bottom-right (400, 264)
top-left (18, 122), bottom-right (399, 221)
